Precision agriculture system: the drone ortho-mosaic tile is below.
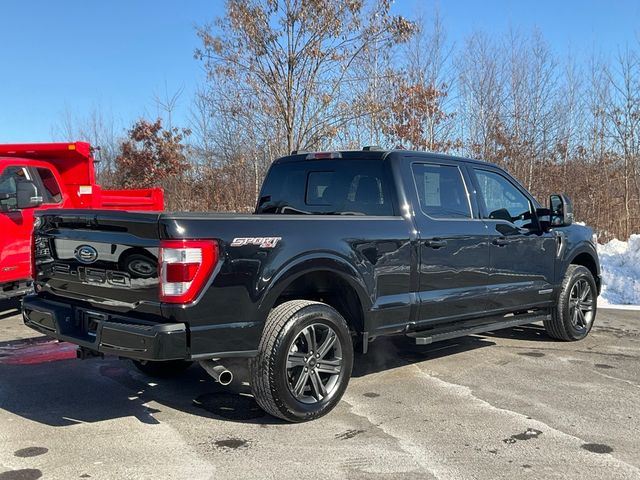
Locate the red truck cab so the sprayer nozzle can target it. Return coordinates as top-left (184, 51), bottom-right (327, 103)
top-left (0, 142), bottom-right (163, 299)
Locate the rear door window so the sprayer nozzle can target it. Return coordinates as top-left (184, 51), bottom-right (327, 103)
top-left (411, 163), bottom-right (471, 219)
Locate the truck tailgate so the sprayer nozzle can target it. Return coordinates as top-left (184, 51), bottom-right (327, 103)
top-left (34, 210), bottom-right (163, 319)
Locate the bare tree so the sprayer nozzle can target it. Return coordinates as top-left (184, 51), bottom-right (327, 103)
top-left (51, 105), bottom-right (122, 185)
top-left (195, 0), bottom-right (414, 154)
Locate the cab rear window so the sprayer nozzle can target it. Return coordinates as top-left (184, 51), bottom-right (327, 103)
top-left (257, 160), bottom-right (395, 216)
top-left (35, 167), bottom-right (62, 204)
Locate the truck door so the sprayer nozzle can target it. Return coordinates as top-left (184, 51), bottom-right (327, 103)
top-left (407, 160), bottom-right (491, 326)
top-left (0, 165), bottom-right (36, 283)
top-left (470, 167), bottom-right (556, 311)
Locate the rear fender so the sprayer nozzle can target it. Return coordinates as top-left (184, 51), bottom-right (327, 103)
top-left (257, 253), bottom-right (372, 331)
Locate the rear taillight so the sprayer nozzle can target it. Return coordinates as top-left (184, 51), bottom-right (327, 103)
top-left (159, 240), bottom-right (218, 304)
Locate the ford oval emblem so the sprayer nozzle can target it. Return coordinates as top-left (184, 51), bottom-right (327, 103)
top-left (74, 245), bottom-right (99, 264)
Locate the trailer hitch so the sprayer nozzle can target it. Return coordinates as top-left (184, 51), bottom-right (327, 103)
top-left (76, 346), bottom-right (103, 360)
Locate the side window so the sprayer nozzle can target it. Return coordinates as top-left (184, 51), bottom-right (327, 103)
top-left (34, 167), bottom-right (62, 204)
top-left (0, 166), bottom-right (30, 210)
top-left (474, 169), bottom-right (532, 227)
top-left (411, 163), bottom-right (471, 219)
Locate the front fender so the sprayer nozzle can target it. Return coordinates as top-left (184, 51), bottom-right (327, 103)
top-left (560, 239), bottom-right (601, 291)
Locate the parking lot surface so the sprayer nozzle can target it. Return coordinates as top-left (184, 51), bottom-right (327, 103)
top-left (1, 299), bottom-right (639, 480)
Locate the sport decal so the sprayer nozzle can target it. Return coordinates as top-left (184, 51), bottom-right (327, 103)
top-left (231, 237), bottom-right (282, 248)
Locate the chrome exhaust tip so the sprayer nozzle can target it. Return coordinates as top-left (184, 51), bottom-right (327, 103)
top-left (200, 360), bottom-right (233, 386)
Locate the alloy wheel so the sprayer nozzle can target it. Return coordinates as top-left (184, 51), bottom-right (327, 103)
top-left (569, 278), bottom-right (594, 331)
top-left (285, 323), bottom-right (343, 404)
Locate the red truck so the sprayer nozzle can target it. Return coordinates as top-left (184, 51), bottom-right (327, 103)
top-left (0, 142), bottom-right (163, 300)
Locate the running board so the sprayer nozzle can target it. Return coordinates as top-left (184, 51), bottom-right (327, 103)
top-left (407, 314), bottom-right (550, 345)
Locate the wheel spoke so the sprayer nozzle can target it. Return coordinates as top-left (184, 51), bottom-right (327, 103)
top-left (309, 370), bottom-right (327, 400)
top-left (286, 352), bottom-right (307, 369)
top-left (572, 305), bottom-right (579, 326)
top-left (293, 369), bottom-right (310, 396)
top-left (317, 358), bottom-right (342, 374)
top-left (577, 308), bottom-right (586, 328)
top-left (572, 281), bottom-right (582, 302)
top-left (303, 325), bottom-right (318, 354)
top-left (581, 300), bottom-right (594, 312)
top-left (580, 282), bottom-right (590, 301)
top-left (317, 330), bottom-right (337, 359)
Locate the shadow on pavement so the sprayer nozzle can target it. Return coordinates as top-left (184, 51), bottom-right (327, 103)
top-left (0, 299), bottom-right (20, 320)
top-left (482, 323), bottom-right (551, 341)
top-left (0, 323), bottom-right (548, 427)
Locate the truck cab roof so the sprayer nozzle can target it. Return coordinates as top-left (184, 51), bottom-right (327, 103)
top-left (275, 149), bottom-right (494, 168)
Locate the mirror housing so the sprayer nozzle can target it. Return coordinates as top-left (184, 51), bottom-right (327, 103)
top-left (549, 193), bottom-right (573, 227)
top-left (16, 181), bottom-right (43, 210)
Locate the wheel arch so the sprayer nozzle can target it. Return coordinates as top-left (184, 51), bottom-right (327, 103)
top-left (566, 246), bottom-right (601, 293)
top-left (258, 254), bottom-right (371, 335)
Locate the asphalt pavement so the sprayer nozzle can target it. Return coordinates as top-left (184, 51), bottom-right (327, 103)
top-left (0, 299), bottom-right (638, 480)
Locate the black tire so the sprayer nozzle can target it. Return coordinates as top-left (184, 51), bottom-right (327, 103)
top-left (131, 359), bottom-right (193, 378)
top-left (544, 265), bottom-right (597, 341)
top-left (250, 300), bottom-right (354, 422)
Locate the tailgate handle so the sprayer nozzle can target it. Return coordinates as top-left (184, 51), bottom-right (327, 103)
top-left (492, 237), bottom-right (509, 247)
top-left (425, 239), bottom-right (447, 249)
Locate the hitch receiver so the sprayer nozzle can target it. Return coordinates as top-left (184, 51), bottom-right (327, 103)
top-left (76, 346), bottom-right (103, 360)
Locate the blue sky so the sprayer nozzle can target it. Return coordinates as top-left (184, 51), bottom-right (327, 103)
top-left (1, 0), bottom-right (639, 143)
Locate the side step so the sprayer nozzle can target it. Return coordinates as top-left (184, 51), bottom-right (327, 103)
top-left (407, 314), bottom-right (550, 345)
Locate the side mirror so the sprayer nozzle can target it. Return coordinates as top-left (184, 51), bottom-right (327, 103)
top-left (16, 181), bottom-right (43, 209)
top-left (549, 193), bottom-right (573, 227)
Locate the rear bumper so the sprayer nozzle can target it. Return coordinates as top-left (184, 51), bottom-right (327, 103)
top-left (22, 295), bottom-right (188, 361)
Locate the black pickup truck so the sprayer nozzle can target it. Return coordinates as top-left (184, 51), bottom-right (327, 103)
top-left (23, 149), bottom-right (601, 422)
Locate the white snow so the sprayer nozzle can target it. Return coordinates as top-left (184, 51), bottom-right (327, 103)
top-left (597, 234), bottom-right (640, 308)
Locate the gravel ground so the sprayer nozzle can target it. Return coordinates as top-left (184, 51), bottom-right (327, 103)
top-left (0, 299), bottom-right (638, 480)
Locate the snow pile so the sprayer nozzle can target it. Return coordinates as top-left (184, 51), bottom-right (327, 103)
top-left (598, 234), bottom-right (640, 306)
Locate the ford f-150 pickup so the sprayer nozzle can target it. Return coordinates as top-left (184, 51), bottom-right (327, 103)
top-left (22, 149), bottom-right (601, 422)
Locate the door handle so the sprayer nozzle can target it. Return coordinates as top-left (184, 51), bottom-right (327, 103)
top-left (425, 239), bottom-right (447, 249)
top-left (492, 237), bottom-right (509, 247)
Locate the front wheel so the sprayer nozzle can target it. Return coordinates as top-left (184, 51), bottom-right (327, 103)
top-left (544, 265), bottom-right (597, 341)
top-left (250, 300), bottom-right (354, 422)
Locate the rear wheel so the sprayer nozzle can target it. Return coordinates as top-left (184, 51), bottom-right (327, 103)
top-left (250, 300), bottom-right (353, 422)
top-left (131, 359), bottom-right (193, 378)
top-left (544, 265), bottom-right (597, 341)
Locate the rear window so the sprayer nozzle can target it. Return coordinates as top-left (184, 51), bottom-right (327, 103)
top-left (34, 167), bottom-right (62, 204)
top-left (257, 160), bottom-right (395, 216)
